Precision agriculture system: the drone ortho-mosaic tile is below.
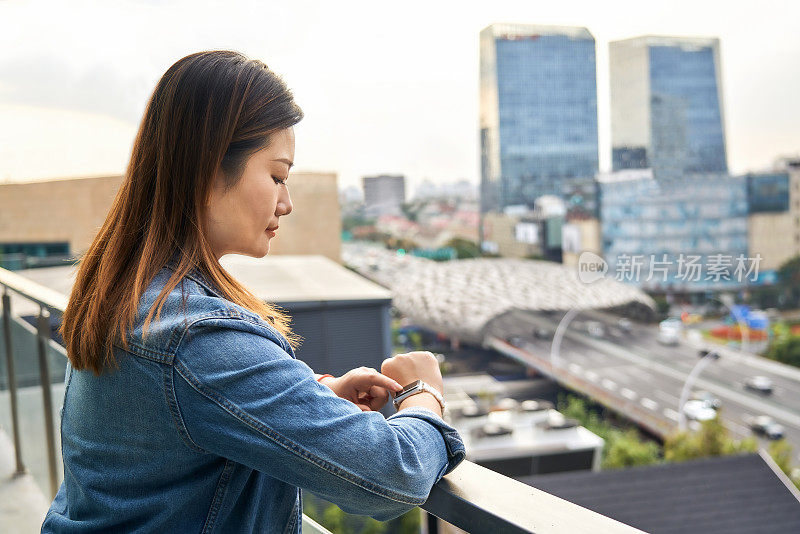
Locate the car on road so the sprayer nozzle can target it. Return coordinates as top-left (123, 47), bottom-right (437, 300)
top-left (532, 327), bottom-right (554, 340)
top-left (697, 348), bottom-right (721, 360)
top-left (586, 321), bottom-right (605, 338)
top-left (745, 376), bottom-right (774, 394)
top-left (690, 390), bottom-right (721, 410)
top-left (506, 336), bottom-right (524, 347)
top-left (617, 318), bottom-right (633, 333)
top-left (748, 415), bottom-right (785, 440)
top-left (657, 328), bottom-right (680, 346)
top-left (682, 399), bottom-right (717, 422)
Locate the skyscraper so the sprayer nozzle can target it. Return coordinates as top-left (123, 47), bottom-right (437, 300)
top-left (610, 36), bottom-right (728, 179)
top-left (479, 24), bottom-right (599, 215)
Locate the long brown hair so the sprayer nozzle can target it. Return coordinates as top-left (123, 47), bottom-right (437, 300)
top-left (60, 51), bottom-right (304, 374)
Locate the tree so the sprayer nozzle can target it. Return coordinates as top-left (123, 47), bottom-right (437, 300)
top-left (443, 237), bottom-right (481, 259)
top-left (768, 439), bottom-right (800, 489)
top-left (776, 254), bottom-right (800, 308)
top-left (603, 429), bottom-right (661, 469)
top-left (664, 415), bottom-right (756, 462)
top-left (766, 334), bottom-right (800, 368)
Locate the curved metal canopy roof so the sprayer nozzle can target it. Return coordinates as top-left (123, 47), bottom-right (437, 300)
top-left (344, 244), bottom-right (655, 339)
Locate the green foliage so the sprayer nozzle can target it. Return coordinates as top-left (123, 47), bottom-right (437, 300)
top-left (559, 395), bottom-right (660, 469)
top-left (400, 203), bottom-right (419, 223)
top-left (443, 237), bottom-right (481, 259)
top-left (767, 439), bottom-right (800, 489)
top-left (664, 415), bottom-right (757, 462)
top-left (303, 489), bottom-right (420, 533)
top-left (766, 334), bottom-right (800, 368)
top-left (777, 254), bottom-right (800, 286)
top-left (652, 296), bottom-right (670, 318)
top-left (321, 504), bottom-right (347, 533)
top-left (397, 508), bottom-right (421, 534)
top-left (603, 429), bottom-right (662, 469)
top-left (342, 215), bottom-right (375, 232)
top-left (769, 439), bottom-right (794, 475)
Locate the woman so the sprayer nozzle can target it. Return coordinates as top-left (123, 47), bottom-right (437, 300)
top-left (42, 51), bottom-right (464, 533)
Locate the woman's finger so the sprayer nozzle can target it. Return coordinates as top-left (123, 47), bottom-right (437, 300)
top-left (368, 385), bottom-right (390, 408)
top-left (355, 370), bottom-right (403, 392)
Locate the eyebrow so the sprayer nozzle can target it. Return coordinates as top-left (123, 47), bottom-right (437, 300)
top-left (272, 158), bottom-right (294, 169)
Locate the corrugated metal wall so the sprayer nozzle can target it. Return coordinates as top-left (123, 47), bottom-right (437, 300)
top-left (285, 300), bottom-right (391, 377)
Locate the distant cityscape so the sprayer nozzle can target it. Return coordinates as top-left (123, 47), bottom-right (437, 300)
top-left (339, 23), bottom-right (800, 303)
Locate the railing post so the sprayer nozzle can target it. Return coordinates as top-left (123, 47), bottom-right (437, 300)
top-left (2, 288), bottom-right (25, 476)
top-left (37, 306), bottom-right (58, 497)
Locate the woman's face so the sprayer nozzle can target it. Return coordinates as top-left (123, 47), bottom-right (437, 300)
top-left (205, 127), bottom-right (295, 260)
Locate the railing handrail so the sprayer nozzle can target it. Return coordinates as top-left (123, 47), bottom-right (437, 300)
top-left (1, 266), bottom-right (643, 533)
top-left (423, 460), bottom-right (644, 533)
top-left (0, 266), bottom-right (69, 314)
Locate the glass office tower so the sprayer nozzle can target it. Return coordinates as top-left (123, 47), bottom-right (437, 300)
top-left (609, 36), bottom-right (728, 179)
top-left (480, 24), bottom-right (599, 214)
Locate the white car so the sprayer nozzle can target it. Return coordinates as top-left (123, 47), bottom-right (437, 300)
top-left (682, 399), bottom-right (717, 422)
top-left (586, 321), bottom-right (605, 338)
top-left (657, 328), bottom-right (680, 346)
top-left (745, 376), bottom-right (774, 394)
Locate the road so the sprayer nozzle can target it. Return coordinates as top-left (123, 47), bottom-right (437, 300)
top-left (487, 309), bottom-right (800, 462)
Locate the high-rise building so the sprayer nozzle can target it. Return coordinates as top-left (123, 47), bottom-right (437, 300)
top-left (362, 174), bottom-right (406, 218)
top-left (479, 24), bottom-right (599, 216)
top-left (610, 36), bottom-right (728, 179)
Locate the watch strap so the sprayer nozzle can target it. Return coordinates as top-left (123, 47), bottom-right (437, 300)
top-left (393, 380), bottom-right (445, 412)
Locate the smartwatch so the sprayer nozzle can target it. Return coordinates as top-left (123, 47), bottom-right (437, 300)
top-left (393, 380), bottom-right (446, 412)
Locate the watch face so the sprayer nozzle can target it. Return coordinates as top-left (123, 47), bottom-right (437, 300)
top-left (398, 379), bottom-right (421, 397)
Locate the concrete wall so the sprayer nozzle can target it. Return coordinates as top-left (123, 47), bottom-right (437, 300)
top-left (0, 175), bottom-right (123, 259)
top-left (0, 171), bottom-right (341, 263)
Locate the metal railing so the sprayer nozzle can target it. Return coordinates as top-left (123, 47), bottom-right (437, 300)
top-left (0, 266), bottom-right (642, 533)
top-left (1, 266), bottom-right (67, 497)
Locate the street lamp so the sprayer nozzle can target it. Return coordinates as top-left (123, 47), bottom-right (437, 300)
top-left (677, 349), bottom-right (721, 431)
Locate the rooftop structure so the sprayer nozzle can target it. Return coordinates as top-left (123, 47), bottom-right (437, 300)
top-left (343, 243), bottom-right (655, 342)
top-left (525, 452), bottom-right (800, 533)
top-left (444, 374), bottom-right (603, 478)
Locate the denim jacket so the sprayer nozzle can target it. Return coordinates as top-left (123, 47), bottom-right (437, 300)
top-left (42, 260), bottom-right (465, 533)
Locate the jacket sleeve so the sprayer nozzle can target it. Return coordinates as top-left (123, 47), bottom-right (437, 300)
top-left (170, 315), bottom-right (465, 521)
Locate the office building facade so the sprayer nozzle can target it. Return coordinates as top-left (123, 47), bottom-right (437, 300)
top-left (599, 170), bottom-right (749, 292)
top-left (480, 24), bottom-right (599, 216)
top-left (746, 169), bottom-right (800, 272)
top-left (610, 36), bottom-right (728, 179)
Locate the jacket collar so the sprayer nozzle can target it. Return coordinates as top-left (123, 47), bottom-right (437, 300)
top-left (164, 253), bottom-right (222, 298)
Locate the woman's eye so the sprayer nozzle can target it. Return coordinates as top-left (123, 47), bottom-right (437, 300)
top-left (272, 176), bottom-right (286, 185)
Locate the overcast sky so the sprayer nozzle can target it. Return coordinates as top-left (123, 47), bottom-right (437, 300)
top-left (1, 0), bottom-right (798, 192)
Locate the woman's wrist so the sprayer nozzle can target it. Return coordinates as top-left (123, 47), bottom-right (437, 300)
top-left (397, 391), bottom-right (443, 418)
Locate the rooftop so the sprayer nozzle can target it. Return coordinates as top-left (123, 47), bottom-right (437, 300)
top-left (12, 255), bottom-right (390, 316)
top-left (523, 452), bottom-right (800, 534)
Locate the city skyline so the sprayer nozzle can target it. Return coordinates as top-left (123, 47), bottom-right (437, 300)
top-left (1, 1), bottom-right (799, 191)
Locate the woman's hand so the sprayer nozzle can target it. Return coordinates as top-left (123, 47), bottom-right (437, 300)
top-left (380, 351), bottom-right (443, 394)
top-left (381, 351), bottom-right (444, 416)
top-left (319, 367), bottom-right (403, 411)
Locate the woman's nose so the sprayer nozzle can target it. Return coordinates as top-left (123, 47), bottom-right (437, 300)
top-left (277, 190), bottom-right (292, 216)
